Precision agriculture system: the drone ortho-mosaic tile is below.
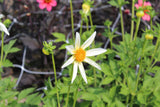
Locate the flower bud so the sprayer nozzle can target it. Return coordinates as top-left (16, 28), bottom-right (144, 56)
top-left (42, 47), bottom-right (50, 55)
top-left (136, 10), bottom-right (144, 17)
top-left (82, 3), bottom-right (90, 14)
top-left (145, 34), bottom-right (153, 40)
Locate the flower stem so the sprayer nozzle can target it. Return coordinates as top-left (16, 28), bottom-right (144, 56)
top-left (133, 17), bottom-right (141, 41)
top-left (51, 53), bottom-right (60, 107)
top-left (73, 87), bottom-right (78, 107)
top-left (70, 0), bottom-right (75, 41)
top-left (89, 12), bottom-right (97, 87)
top-left (73, 77), bottom-right (82, 107)
top-left (0, 32), bottom-right (4, 80)
top-left (89, 12), bottom-right (93, 28)
top-left (150, 18), bottom-right (153, 31)
top-left (65, 84), bottom-right (71, 107)
top-left (149, 37), bottom-right (160, 68)
top-left (119, 6), bottom-right (125, 41)
top-left (130, 0), bottom-right (135, 42)
top-left (80, 16), bottom-right (83, 36)
top-left (130, 95), bottom-right (135, 107)
top-left (86, 19), bottom-right (89, 31)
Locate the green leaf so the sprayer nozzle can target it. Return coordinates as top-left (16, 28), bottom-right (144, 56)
top-left (101, 63), bottom-right (112, 76)
top-left (0, 91), bottom-right (18, 99)
top-left (92, 100), bottom-right (105, 107)
top-left (100, 76), bottom-right (114, 85)
top-left (7, 47), bottom-right (20, 53)
top-left (3, 39), bottom-right (17, 53)
top-left (26, 93), bottom-right (41, 105)
top-left (81, 92), bottom-right (97, 101)
top-left (109, 86), bottom-right (117, 99)
top-left (119, 84), bottom-right (129, 96)
top-left (137, 93), bottom-right (146, 104)
top-left (2, 59), bottom-right (13, 67)
top-left (108, 0), bottom-right (119, 7)
top-left (52, 32), bottom-right (66, 43)
top-left (18, 88), bottom-right (35, 101)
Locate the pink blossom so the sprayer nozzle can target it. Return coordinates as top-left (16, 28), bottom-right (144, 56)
top-left (135, 0), bottom-right (151, 21)
top-left (37, 0), bottom-right (57, 12)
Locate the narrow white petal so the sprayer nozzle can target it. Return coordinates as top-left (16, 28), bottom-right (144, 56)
top-left (75, 32), bottom-right (81, 49)
top-left (81, 31), bottom-right (96, 49)
top-left (0, 22), bottom-right (9, 35)
top-left (66, 45), bottom-right (75, 54)
top-left (84, 57), bottom-right (101, 70)
top-left (61, 56), bottom-right (74, 68)
top-left (86, 48), bottom-right (107, 56)
top-left (71, 62), bottom-right (78, 83)
top-left (79, 62), bottom-right (87, 83)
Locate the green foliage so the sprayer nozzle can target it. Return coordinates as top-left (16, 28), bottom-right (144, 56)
top-left (0, 78), bottom-right (41, 107)
top-left (108, 0), bottom-right (129, 7)
top-left (52, 32), bottom-right (66, 43)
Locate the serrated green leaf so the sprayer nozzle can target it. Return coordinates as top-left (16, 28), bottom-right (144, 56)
top-left (52, 32), bottom-right (66, 43)
top-left (7, 47), bottom-right (20, 53)
top-left (26, 93), bottom-right (41, 105)
top-left (100, 76), bottom-right (114, 85)
top-left (2, 59), bottom-right (13, 67)
top-left (101, 63), bottom-right (112, 76)
top-left (18, 88), bottom-right (35, 101)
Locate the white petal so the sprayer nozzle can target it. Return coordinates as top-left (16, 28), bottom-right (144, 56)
top-left (0, 22), bottom-right (9, 35)
top-left (66, 45), bottom-right (75, 54)
top-left (71, 62), bottom-right (78, 83)
top-left (86, 48), bottom-right (107, 56)
top-left (81, 31), bottom-right (96, 49)
top-left (79, 62), bottom-right (87, 83)
top-left (84, 57), bottom-right (101, 70)
top-left (75, 32), bottom-right (80, 49)
top-left (61, 56), bottom-right (74, 68)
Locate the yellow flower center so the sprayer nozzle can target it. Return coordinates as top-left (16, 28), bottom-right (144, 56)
top-left (74, 48), bottom-right (86, 62)
top-left (82, 3), bottom-right (90, 14)
top-left (44, 0), bottom-right (51, 3)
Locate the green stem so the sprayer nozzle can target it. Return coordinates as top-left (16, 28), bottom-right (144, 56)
top-left (130, 95), bottom-right (135, 107)
top-left (0, 32), bottom-right (4, 80)
top-left (131, 40), bottom-right (147, 106)
top-left (126, 95), bottom-right (129, 106)
top-left (150, 18), bottom-right (153, 31)
top-left (86, 20), bottom-right (89, 31)
top-left (70, 0), bottom-right (75, 41)
top-left (93, 67), bottom-right (97, 87)
top-left (89, 12), bottom-right (93, 28)
top-left (73, 78), bottom-right (82, 107)
top-left (150, 38), bottom-right (159, 65)
top-left (65, 65), bottom-right (74, 107)
top-left (89, 12), bottom-right (96, 87)
top-left (51, 53), bottom-right (60, 107)
top-left (133, 17), bottom-right (141, 41)
top-left (0, 32), bottom-right (4, 63)
top-left (80, 16), bottom-right (83, 36)
top-left (130, 0), bottom-right (135, 42)
top-left (65, 84), bottom-right (71, 107)
top-left (119, 6), bottom-right (125, 41)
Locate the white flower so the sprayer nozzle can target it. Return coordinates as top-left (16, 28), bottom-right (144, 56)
top-left (0, 22), bottom-right (9, 35)
top-left (62, 31), bottom-right (107, 83)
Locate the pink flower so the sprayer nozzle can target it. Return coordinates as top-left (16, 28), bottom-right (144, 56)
top-left (135, 0), bottom-right (151, 21)
top-left (37, 0), bottom-right (57, 12)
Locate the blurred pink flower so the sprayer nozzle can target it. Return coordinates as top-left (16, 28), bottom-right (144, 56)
top-left (135, 0), bottom-right (151, 21)
top-left (37, 0), bottom-right (57, 12)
